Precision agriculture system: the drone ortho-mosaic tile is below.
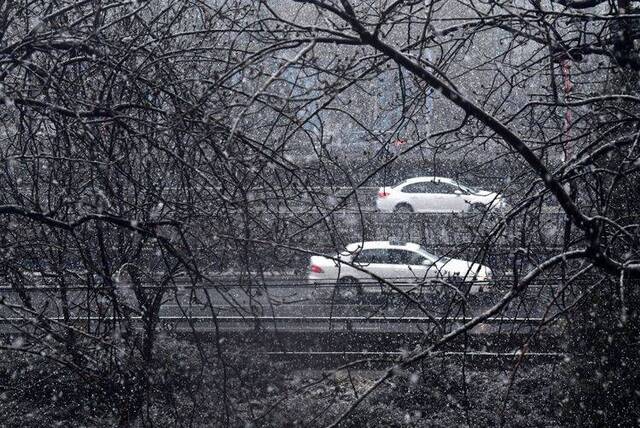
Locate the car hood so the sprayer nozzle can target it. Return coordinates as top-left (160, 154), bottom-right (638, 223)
top-left (469, 190), bottom-right (495, 197)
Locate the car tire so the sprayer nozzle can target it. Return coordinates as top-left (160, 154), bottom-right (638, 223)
top-left (336, 277), bottom-right (361, 300)
top-left (447, 275), bottom-right (471, 296)
top-left (394, 203), bottom-right (414, 213)
top-left (470, 203), bottom-right (486, 213)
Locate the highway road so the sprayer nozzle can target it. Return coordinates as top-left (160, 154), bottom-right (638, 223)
top-left (0, 275), bottom-right (576, 335)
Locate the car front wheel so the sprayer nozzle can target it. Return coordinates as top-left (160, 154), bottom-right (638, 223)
top-left (469, 203), bottom-right (486, 213)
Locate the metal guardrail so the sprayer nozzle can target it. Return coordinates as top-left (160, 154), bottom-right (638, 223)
top-left (265, 350), bottom-right (565, 359)
top-left (0, 315), bottom-right (547, 325)
top-left (0, 274), bottom-right (588, 292)
top-left (0, 282), bottom-right (493, 292)
top-left (263, 350), bottom-right (568, 367)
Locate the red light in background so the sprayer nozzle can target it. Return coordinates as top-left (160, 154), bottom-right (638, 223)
top-left (394, 138), bottom-right (407, 147)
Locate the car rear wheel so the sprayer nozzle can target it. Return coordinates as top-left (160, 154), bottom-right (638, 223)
top-left (394, 203), bottom-right (414, 213)
top-left (336, 277), bottom-right (361, 300)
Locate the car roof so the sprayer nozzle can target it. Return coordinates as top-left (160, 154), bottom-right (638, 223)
top-left (344, 241), bottom-right (422, 252)
top-left (399, 176), bottom-right (456, 185)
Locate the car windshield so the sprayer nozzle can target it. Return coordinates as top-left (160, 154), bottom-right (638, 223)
top-left (416, 247), bottom-right (435, 262)
top-left (416, 246), bottom-right (452, 264)
top-left (457, 183), bottom-right (480, 194)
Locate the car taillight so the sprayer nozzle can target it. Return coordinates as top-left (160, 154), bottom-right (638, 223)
top-left (378, 191), bottom-right (389, 198)
top-left (310, 264), bottom-right (323, 273)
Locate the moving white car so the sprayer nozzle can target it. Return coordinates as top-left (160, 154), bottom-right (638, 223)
top-left (308, 240), bottom-right (492, 298)
top-left (376, 176), bottom-right (506, 213)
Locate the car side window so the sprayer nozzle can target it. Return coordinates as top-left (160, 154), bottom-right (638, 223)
top-left (355, 249), bottom-right (387, 264)
top-left (427, 181), bottom-right (446, 193)
top-left (401, 183), bottom-right (429, 193)
top-left (406, 251), bottom-right (427, 265)
top-left (386, 250), bottom-right (403, 264)
top-left (355, 249), bottom-right (373, 263)
top-left (386, 249), bottom-right (422, 265)
top-left (440, 183), bottom-right (463, 194)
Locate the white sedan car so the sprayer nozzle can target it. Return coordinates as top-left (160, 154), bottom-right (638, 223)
top-left (376, 176), bottom-right (507, 213)
top-left (308, 240), bottom-right (492, 298)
